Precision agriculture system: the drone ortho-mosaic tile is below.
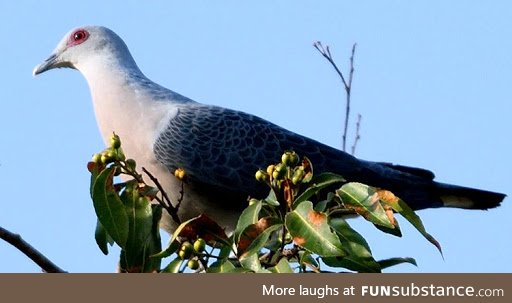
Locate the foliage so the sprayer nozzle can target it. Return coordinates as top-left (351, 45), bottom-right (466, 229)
top-left (88, 134), bottom-right (441, 273)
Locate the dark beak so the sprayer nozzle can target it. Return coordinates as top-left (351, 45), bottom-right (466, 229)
top-left (33, 53), bottom-right (61, 76)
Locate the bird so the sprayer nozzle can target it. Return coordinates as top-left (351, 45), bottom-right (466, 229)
top-left (33, 26), bottom-right (505, 233)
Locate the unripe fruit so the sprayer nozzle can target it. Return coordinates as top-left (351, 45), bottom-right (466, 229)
top-left (92, 153), bottom-right (102, 163)
top-left (292, 168), bottom-right (305, 185)
top-left (110, 134), bottom-right (121, 149)
top-left (272, 163), bottom-right (286, 180)
top-left (281, 151), bottom-right (299, 167)
top-left (284, 232), bottom-right (292, 243)
top-left (266, 164), bottom-right (275, 176)
top-left (187, 259), bottom-right (200, 270)
top-left (193, 238), bottom-right (206, 253)
top-left (107, 150), bottom-right (116, 159)
top-left (255, 169), bottom-right (268, 182)
top-left (178, 249), bottom-right (189, 260)
top-left (179, 241), bottom-right (193, 259)
top-left (100, 152), bottom-right (112, 164)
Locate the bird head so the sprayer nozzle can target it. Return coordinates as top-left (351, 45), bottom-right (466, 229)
top-left (33, 26), bottom-right (136, 76)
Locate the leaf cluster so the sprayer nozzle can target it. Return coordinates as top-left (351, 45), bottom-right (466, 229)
top-left (89, 135), bottom-right (441, 273)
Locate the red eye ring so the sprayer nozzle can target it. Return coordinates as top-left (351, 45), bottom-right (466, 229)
top-left (68, 29), bottom-right (89, 46)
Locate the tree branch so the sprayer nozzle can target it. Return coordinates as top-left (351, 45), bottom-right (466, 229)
top-left (142, 167), bottom-right (182, 225)
top-left (351, 113), bottom-right (362, 155)
top-left (0, 226), bottom-right (66, 273)
top-left (313, 41), bottom-right (358, 152)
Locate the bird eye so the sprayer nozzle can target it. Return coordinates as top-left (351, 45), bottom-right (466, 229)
top-left (68, 29), bottom-right (89, 46)
top-left (74, 31), bottom-right (84, 40)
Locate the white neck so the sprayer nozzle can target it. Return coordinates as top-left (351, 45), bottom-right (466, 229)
top-left (77, 54), bottom-right (178, 160)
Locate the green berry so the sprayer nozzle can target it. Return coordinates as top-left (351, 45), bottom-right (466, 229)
top-left (193, 238), bottom-right (206, 253)
top-left (187, 259), bottom-right (200, 270)
top-left (255, 169), bottom-right (268, 182)
top-left (266, 164), bottom-right (275, 176)
top-left (110, 133), bottom-right (121, 149)
top-left (178, 249), bottom-right (188, 260)
top-left (92, 153), bottom-right (102, 163)
top-left (179, 241), bottom-right (193, 259)
top-left (100, 149), bottom-right (122, 163)
top-left (281, 151), bottom-right (299, 167)
top-left (292, 168), bottom-right (305, 185)
top-left (100, 153), bottom-right (111, 164)
top-left (272, 163), bottom-right (286, 180)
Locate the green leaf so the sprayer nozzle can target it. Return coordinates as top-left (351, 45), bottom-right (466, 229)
top-left (293, 173), bottom-right (346, 208)
top-left (88, 161), bottom-right (107, 197)
top-left (329, 218), bottom-right (371, 252)
top-left (169, 216), bottom-right (202, 244)
top-left (238, 217), bottom-right (282, 258)
top-left (314, 200), bottom-right (328, 212)
top-left (122, 193), bottom-right (154, 269)
top-left (218, 241), bottom-right (233, 259)
top-left (264, 189), bottom-right (280, 207)
top-left (378, 257), bottom-right (417, 269)
top-left (119, 186), bottom-right (162, 272)
top-left (285, 201), bottom-right (345, 257)
top-left (374, 221), bottom-right (402, 237)
top-left (94, 219), bottom-right (110, 255)
top-left (234, 200), bottom-right (262, 244)
top-left (379, 192), bottom-right (443, 255)
top-left (141, 205), bottom-right (162, 272)
top-left (268, 258), bottom-right (294, 273)
top-left (207, 260), bottom-right (237, 273)
top-left (160, 258), bottom-right (184, 273)
top-left (119, 203), bottom-right (162, 272)
top-left (336, 183), bottom-right (394, 229)
top-left (151, 239), bottom-right (180, 259)
top-left (239, 253), bottom-right (262, 272)
top-left (215, 267), bottom-right (254, 273)
top-left (298, 251), bottom-right (318, 269)
top-left (91, 166), bottom-right (129, 249)
top-left (324, 218), bottom-right (381, 273)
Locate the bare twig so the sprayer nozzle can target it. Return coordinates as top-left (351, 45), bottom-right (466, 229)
top-left (142, 167), bottom-right (181, 225)
top-left (176, 179), bottom-right (185, 211)
top-left (351, 114), bottom-right (362, 155)
top-left (0, 226), bottom-right (66, 273)
top-left (313, 41), bottom-right (358, 152)
top-left (313, 42), bottom-right (350, 90)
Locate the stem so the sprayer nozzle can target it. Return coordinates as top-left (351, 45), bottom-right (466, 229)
top-left (313, 42), bottom-right (358, 152)
top-left (351, 114), bottom-right (362, 155)
top-left (142, 167), bottom-right (182, 225)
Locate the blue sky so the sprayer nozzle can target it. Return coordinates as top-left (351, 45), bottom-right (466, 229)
top-left (0, 1), bottom-right (510, 273)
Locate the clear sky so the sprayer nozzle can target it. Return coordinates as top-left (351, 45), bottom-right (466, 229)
top-left (0, 1), bottom-right (510, 273)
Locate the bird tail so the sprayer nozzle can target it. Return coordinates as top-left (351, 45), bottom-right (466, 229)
top-left (434, 182), bottom-right (506, 210)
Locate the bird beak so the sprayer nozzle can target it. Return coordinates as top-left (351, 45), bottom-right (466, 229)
top-left (33, 51), bottom-right (74, 76)
top-left (33, 53), bottom-right (59, 76)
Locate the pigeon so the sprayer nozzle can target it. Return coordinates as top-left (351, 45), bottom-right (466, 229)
top-left (33, 26), bottom-right (506, 233)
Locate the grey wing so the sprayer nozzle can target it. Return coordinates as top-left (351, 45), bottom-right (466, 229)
top-left (153, 105), bottom-right (364, 196)
top-left (153, 105), bottom-right (504, 211)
